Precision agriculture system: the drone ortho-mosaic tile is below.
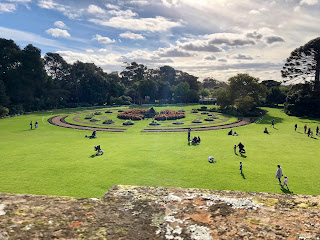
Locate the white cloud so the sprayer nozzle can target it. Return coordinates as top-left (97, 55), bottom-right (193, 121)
top-left (300, 0), bottom-right (318, 5)
top-left (162, 0), bottom-right (181, 8)
top-left (89, 16), bottom-right (182, 32)
top-left (0, 3), bottom-right (16, 13)
top-left (249, 10), bottom-right (260, 15)
top-left (0, 26), bottom-right (64, 49)
top-left (88, 4), bottom-right (105, 15)
top-left (230, 54), bottom-right (253, 60)
top-left (45, 28), bottom-right (71, 38)
top-left (119, 31), bottom-right (145, 40)
top-left (129, 0), bottom-right (149, 5)
top-left (265, 36), bottom-right (285, 44)
top-left (93, 34), bottom-right (115, 44)
top-left (37, 0), bottom-right (83, 19)
top-left (7, 0), bottom-right (31, 2)
top-left (54, 21), bottom-right (69, 29)
top-left (108, 9), bottom-right (138, 18)
top-left (105, 4), bottom-right (120, 10)
top-left (156, 46), bottom-right (195, 57)
top-left (203, 54), bottom-right (217, 61)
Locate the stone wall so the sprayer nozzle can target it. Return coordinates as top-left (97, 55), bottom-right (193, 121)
top-left (0, 185), bottom-right (319, 239)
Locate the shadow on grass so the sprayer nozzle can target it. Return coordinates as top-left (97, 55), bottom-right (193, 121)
top-left (240, 154), bottom-right (247, 158)
top-left (241, 172), bottom-right (246, 179)
top-left (281, 187), bottom-right (293, 194)
top-left (90, 154), bottom-right (98, 158)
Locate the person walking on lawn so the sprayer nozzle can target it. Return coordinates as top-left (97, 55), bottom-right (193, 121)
top-left (276, 165), bottom-right (283, 186)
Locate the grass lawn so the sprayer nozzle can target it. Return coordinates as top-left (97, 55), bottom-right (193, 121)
top-left (0, 105), bottom-right (319, 198)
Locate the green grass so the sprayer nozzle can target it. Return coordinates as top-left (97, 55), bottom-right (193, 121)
top-left (0, 106), bottom-right (319, 198)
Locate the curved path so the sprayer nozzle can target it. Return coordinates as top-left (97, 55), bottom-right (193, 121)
top-left (48, 115), bottom-right (126, 132)
top-left (48, 115), bottom-right (255, 132)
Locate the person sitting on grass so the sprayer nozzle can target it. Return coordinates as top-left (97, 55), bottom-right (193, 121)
top-left (208, 156), bottom-right (215, 163)
top-left (233, 131), bottom-right (238, 136)
top-left (86, 130), bottom-right (97, 139)
top-left (264, 127), bottom-right (269, 134)
top-left (228, 129), bottom-right (233, 135)
top-left (197, 136), bottom-right (201, 143)
top-left (192, 136), bottom-right (198, 145)
top-left (94, 145), bottom-right (104, 155)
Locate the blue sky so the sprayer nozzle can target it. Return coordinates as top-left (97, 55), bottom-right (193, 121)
top-left (1, 0), bottom-right (320, 81)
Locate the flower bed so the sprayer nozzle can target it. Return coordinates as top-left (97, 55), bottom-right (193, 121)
top-left (117, 109), bottom-right (148, 120)
top-left (84, 114), bottom-right (94, 119)
top-left (191, 109), bottom-right (198, 113)
top-left (123, 120), bottom-right (134, 125)
top-left (90, 118), bottom-right (101, 122)
top-left (154, 109), bottom-right (185, 121)
top-left (105, 110), bottom-right (113, 113)
top-left (192, 120), bottom-right (203, 123)
top-left (94, 111), bottom-right (102, 115)
top-left (201, 112), bottom-right (209, 115)
top-left (103, 119), bottom-right (114, 124)
top-left (172, 121), bottom-right (184, 125)
top-left (149, 120), bottom-right (160, 126)
top-left (204, 118), bottom-right (214, 121)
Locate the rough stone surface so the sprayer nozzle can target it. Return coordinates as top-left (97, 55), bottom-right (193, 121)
top-left (0, 185), bottom-right (319, 239)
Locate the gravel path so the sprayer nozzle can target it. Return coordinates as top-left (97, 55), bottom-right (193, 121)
top-left (48, 115), bottom-right (255, 132)
top-left (48, 115), bottom-right (126, 132)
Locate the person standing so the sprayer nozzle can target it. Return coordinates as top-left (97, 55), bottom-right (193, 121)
top-left (271, 119), bottom-right (275, 128)
top-left (188, 128), bottom-right (191, 142)
top-left (234, 145), bottom-right (237, 154)
top-left (307, 128), bottom-right (311, 137)
top-left (30, 121), bottom-right (33, 130)
top-left (283, 176), bottom-right (289, 191)
top-left (316, 126), bottom-right (319, 136)
top-left (35, 121), bottom-right (38, 129)
top-left (304, 124), bottom-right (307, 134)
top-left (239, 162), bottom-right (243, 174)
top-left (276, 165), bottom-right (283, 185)
top-left (295, 123), bottom-right (297, 132)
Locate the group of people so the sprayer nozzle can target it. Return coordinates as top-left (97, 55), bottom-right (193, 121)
top-left (188, 128), bottom-right (201, 145)
top-left (228, 129), bottom-right (238, 136)
top-left (234, 142), bottom-right (245, 154)
top-left (29, 121), bottom-right (38, 130)
top-left (302, 124), bottom-right (319, 137)
top-left (275, 165), bottom-right (289, 190)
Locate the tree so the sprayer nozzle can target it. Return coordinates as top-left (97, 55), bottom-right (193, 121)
top-left (216, 74), bottom-right (267, 115)
top-left (120, 62), bottom-right (147, 87)
top-left (44, 53), bottom-right (71, 88)
top-left (0, 80), bottom-right (10, 106)
top-left (173, 82), bottom-right (190, 103)
top-left (281, 37), bottom-right (320, 92)
top-left (202, 77), bottom-right (228, 89)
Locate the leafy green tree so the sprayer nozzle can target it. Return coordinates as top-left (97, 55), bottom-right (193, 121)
top-left (139, 78), bottom-right (158, 102)
top-left (173, 82), bottom-right (190, 103)
top-left (120, 62), bottom-right (147, 87)
top-left (202, 77), bottom-right (228, 89)
top-left (0, 106), bottom-right (9, 117)
top-left (0, 80), bottom-right (10, 106)
top-left (235, 96), bottom-right (256, 114)
top-left (228, 74), bottom-right (266, 105)
top-left (44, 53), bottom-right (71, 88)
top-left (281, 37), bottom-right (320, 92)
top-left (217, 74), bottom-right (267, 115)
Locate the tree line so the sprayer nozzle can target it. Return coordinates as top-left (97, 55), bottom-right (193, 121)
top-left (1, 37), bottom-right (319, 117)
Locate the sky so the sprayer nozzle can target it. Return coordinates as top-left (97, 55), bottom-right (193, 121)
top-left (0, 0), bottom-right (320, 82)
